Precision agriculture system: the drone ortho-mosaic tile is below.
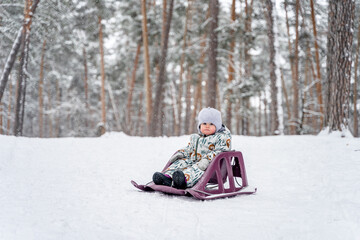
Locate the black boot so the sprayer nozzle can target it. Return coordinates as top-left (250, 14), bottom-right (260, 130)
top-left (152, 172), bottom-right (172, 186)
top-left (172, 170), bottom-right (187, 189)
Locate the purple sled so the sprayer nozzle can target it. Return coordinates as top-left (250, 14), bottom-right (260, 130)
top-left (131, 151), bottom-right (257, 200)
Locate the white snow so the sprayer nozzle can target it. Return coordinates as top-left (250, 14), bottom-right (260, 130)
top-left (1, 132), bottom-right (360, 240)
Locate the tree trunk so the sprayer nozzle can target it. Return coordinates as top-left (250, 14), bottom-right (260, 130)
top-left (245, 98), bottom-right (250, 134)
top-left (136, 93), bottom-right (144, 136)
top-left (7, 76), bottom-right (13, 134)
top-left (258, 92), bottom-right (262, 136)
top-left (284, 1), bottom-right (296, 134)
top-left (191, 32), bottom-right (207, 132)
top-left (126, 42), bottom-right (141, 129)
top-left (184, 68), bottom-right (192, 134)
top-left (0, 28), bottom-right (23, 103)
top-left (326, 0), bottom-right (355, 132)
top-left (46, 78), bottom-right (53, 138)
top-left (83, 47), bottom-right (89, 108)
top-left (82, 47), bottom-right (89, 129)
top-left (107, 82), bottom-right (121, 131)
top-left (207, 0), bottom-right (219, 108)
top-left (39, 40), bottom-right (46, 138)
top-left (299, 43), bottom-right (311, 134)
top-left (98, 15), bottom-right (106, 135)
top-left (150, 0), bottom-right (174, 136)
top-left (241, 0), bottom-right (254, 135)
top-left (55, 79), bottom-right (60, 137)
top-left (244, 0), bottom-right (254, 78)
top-left (170, 73), bottom-right (179, 135)
top-left (264, 0), bottom-right (279, 135)
top-left (176, 0), bottom-right (192, 136)
top-left (353, 12), bottom-right (360, 137)
top-left (19, 36), bottom-right (31, 136)
top-left (280, 68), bottom-right (291, 132)
top-left (13, 27), bottom-right (26, 136)
top-left (292, 0), bottom-right (300, 134)
top-left (226, 0), bottom-right (236, 129)
top-left (263, 95), bottom-right (268, 135)
top-left (0, 0), bottom-right (40, 102)
top-left (325, 2), bottom-right (335, 125)
top-left (0, 103), bottom-right (3, 134)
top-left (191, 80), bottom-right (200, 133)
top-left (310, 0), bottom-right (324, 128)
top-left (235, 99), bottom-right (241, 135)
top-left (12, 0), bottom-right (38, 136)
top-left (161, 0), bottom-right (167, 48)
top-left (141, 0), bottom-right (153, 135)
top-left (306, 44), bottom-right (318, 133)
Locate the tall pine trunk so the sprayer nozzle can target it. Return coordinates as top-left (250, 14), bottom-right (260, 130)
top-left (141, 0), bottom-right (153, 135)
top-left (126, 42), bottom-right (141, 130)
top-left (0, 0), bottom-right (40, 103)
top-left (7, 76), bottom-right (13, 134)
top-left (280, 69), bottom-right (291, 133)
top-left (284, 1), bottom-right (295, 134)
top-left (82, 47), bottom-right (89, 129)
top-left (176, 0), bottom-right (191, 136)
top-left (226, 0), bottom-right (236, 129)
top-left (326, 0), bottom-right (355, 132)
top-left (13, 28), bottom-right (26, 136)
top-left (98, 15), bottom-right (106, 135)
top-left (292, 0), bottom-right (300, 134)
top-left (83, 47), bottom-right (89, 108)
top-left (46, 78), bottom-right (53, 137)
top-left (265, 0), bottom-right (279, 135)
top-left (0, 103), bottom-right (3, 134)
top-left (264, 0), bottom-right (279, 135)
top-left (38, 40), bottom-right (46, 138)
top-left (190, 33), bottom-right (207, 133)
top-left (150, 0), bottom-right (174, 136)
top-left (353, 13), bottom-right (360, 137)
top-left (207, 0), bottom-right (219, 108)
top-left (184, 67), bottom-right (192, 134)
top-left (55, 79), bottom-right (60, 137)
top-left (241, 0), bottom-right (253, 135)
top-left (13, 0), bottom-right (38, 136)
top-left (310, 0), bottom-right (324, 129)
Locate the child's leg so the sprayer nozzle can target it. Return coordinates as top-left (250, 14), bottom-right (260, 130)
top-left (163, 159), bottom-right (192, 178)
top-left (182, 164), bottom-right (205, 188)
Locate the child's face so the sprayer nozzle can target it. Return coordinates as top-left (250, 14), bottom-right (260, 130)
top-left (200, 123), bottom-right (216, 135)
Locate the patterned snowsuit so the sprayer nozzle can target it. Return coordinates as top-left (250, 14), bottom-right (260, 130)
top-left (164, 126), bottom-right (232, 187)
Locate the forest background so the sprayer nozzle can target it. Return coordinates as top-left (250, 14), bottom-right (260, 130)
top-left (0, 0), bottom-right (359, 138)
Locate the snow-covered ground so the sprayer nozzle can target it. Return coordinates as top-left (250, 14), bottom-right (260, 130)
top-left (0, 132), bottom-right (359, 240)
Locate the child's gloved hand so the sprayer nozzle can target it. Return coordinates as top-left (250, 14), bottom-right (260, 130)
top-left (169, 152), bottom-right (183, 163)
top-left (197, 158), bottom-right (210, 171)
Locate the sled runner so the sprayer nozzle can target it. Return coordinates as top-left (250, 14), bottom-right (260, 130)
top-left (131, 151), bottom-right (257, 200)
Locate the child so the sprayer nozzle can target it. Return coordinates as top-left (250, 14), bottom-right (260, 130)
top-left (152, 107), bottom-right (232, 189)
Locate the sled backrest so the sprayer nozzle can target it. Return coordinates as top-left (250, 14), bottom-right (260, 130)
top-left (208, 157), bottom-right (228, 184)
top-left (200, 151), bottom-right (248, 189)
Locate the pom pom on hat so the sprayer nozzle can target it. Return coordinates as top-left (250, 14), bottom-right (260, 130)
top-left (197, 107), bottom-right (222, 132)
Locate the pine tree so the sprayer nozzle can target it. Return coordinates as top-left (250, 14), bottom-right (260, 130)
top-left (264, 0), bottom-right (279, 135)
top-left (326, 0), bottom-right (355, 132)
top-left (150, 0), bottom-right (174, 136)
top-left (141, 0), bottom-right (153, 135)
top-left (207, 0), bottom-right (219, 108)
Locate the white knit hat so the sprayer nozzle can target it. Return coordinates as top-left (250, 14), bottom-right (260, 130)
top-left (197, 107), bottom-right (222, 132)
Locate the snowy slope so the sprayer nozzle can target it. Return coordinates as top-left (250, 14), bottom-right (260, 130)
top-left (0, 133), bottom-right (359, 240)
